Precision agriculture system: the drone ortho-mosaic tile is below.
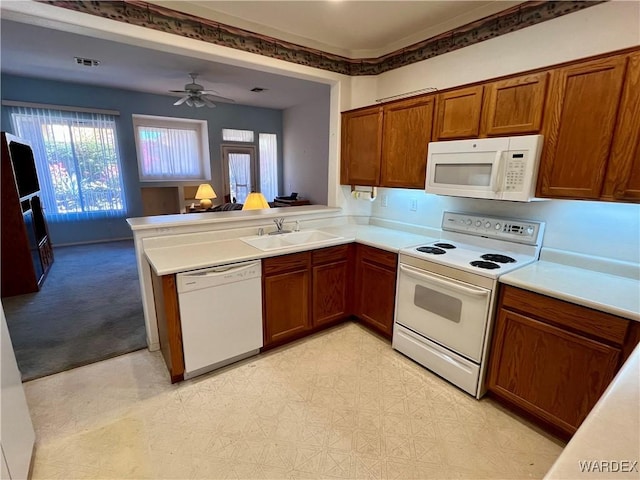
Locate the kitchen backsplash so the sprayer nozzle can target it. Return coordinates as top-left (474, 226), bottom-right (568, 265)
top-left (343, 186), bottom-right (640, 264)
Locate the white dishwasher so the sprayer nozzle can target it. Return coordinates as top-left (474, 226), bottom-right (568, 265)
top-left (176, 260), bottom-right (263, 379)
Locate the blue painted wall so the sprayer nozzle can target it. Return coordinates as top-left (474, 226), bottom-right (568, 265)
top-left (1, 74), bottom-right (283, 245)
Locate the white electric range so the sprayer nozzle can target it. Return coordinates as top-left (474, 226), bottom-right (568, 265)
top-left (392, 211), bottom-right (545, 398)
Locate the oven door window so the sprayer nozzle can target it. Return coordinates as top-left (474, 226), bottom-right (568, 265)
top-left (413, 284), bottom-right (462, 323)
top-left (396, 264), bottom-right (492, 363)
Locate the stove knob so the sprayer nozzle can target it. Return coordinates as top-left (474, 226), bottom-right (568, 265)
top-left (465, 219), bottom-right (472, 226)
top-left (495, 223), bottom-right (502, 230)
top-left (526, 225), bottom-right (535, 235)
top-left (485, 221), bottom-right (492, 229)
top-left (475, 220), bottom-right (482, 227)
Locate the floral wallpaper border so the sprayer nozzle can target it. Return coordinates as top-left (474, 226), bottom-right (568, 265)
top-left (43, 0), bottom-right (606, 76)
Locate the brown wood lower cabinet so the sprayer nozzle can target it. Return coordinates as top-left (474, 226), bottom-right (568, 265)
top-left (354, 244), bottom-right (398, 338)
top-left (487, 285), bottom-right (639, 439)
top-left (312, 245), bottom-right (352, 327)
top-left (262, 245), bottom-right (354, 348)
top-left (262, 252), bottom-right (312, 346)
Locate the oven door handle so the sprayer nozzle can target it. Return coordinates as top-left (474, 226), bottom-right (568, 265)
top-left (399, 264), bottom-right (490, 297)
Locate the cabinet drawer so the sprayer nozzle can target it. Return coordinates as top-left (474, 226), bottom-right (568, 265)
top-left (312, 244), bottom-right (350, 265)
top-left (357, 244), bottom-right (397, 270)
top-left (263, 252), bottom-right (311, 276)
top-left (500, 285), bottom-right (629, 345)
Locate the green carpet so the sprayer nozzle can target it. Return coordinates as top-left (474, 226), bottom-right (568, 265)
top-left (3, 240), bottom-right (147, 381)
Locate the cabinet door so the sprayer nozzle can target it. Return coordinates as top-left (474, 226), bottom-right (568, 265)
top-left (263, 268), bottom-right (310, 346)
top-left (380, 96), bottom-right (434, 189)
top-left (488, 308), bottom-right (621, 437)
top-left (355, 246), bottom-right (397, 338)
top-left (481, 72), bottom-right (548, 136)
top-left (313, 260), bottom-right (349, 326)
top-left (433, 86), bottom-right (484, 140)
top-left (340, 106), bottom-right (383, 186)
top-left (537, 55), bottom-right (627, 199)
top-left (603, 52), bottom-right (640, 201)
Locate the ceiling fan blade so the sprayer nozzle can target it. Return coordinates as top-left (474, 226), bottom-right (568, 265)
top-left (200, 96), bottom-right (217, 108)
top-left (173, 96), bottom-right (189, 106)
top-left (199, 89), bottom-right (221, 95)
top-left (202, 94), bottom-right (235, 103)
top-left (185, 97), bottom-right (194, 107)
top-left (169, 89), bottom-right (189, 93)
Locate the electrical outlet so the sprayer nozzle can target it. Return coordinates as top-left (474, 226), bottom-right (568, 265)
top-left (381, 193), bottom-right (388, 207)
top-left (410, 198), bottom-right (418, 211)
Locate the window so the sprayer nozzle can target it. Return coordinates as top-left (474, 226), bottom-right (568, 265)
top-left (222, 128), bottom-right (254, 142)
top-left (222, 146), bottom-right (256, 204)
top-left (9, 105), bottom-right (126, 220)
top-left (259, 133), bottom-right (278, 203)
top-left (133, 115), bottom-right (210, 181)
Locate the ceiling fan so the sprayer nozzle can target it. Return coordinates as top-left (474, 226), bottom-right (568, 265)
top-left (169, 73), bottom-right (235, 108)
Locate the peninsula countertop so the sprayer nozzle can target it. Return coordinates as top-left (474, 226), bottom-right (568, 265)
top-left (144, 224), bottom-right (438, 276)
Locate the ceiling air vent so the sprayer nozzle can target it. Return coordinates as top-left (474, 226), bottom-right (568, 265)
top-left (250, 87), bottom-right (267, 92)
top-left (74, 57), bottom-right (100, 67)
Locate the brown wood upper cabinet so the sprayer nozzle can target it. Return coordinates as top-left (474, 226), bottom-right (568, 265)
top-left (537, 54), bottom-right (629, 200)
top-left (340, 105), bottom-right (383, 186)
top-left (603, 52), bottom-right (640, 201)
top-left (380, 96), bottom-right (435, 189)
top-left (341, 97), bottom-right (433, 189)
top-left (480, 72), bottom-right (548, 136)
top-left (433, 85), bottom-right (484, 140)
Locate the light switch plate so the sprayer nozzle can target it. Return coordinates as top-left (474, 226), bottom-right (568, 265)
top-left (410, 198), bottom-right (418, 211)
top-left (381, 193), bottom-right (388, 207)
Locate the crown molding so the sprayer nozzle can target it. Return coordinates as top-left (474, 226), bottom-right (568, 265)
top-left (41, 0), bottom-right (606, 76)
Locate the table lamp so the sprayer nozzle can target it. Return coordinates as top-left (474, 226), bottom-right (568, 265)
top-left (195, 183), bottom-right (216, 209)
top-left (242, 192), bottom-right (270, 210)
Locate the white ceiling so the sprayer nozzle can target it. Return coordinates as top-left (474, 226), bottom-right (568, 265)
top-left (152, 1), bottom-right (524, 58)
top-left (0, 1), bottom-right (523, 110)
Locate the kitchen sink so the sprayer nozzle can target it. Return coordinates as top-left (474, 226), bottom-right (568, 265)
top-left (240, 230), bottom-right (343, 251)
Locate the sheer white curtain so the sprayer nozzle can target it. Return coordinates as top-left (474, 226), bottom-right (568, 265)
top-left (9, 106), bottom-right (126, 221)
top-left (228, 153), bottom-right (251, 204)
top-left (259, 133), bottom-right (278, 202)
top-left (222, 128), bottom-right (254, 143)
top-left (136, 126), bottom-right (201, 180)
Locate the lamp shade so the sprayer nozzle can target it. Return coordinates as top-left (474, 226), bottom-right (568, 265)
top-left (195, 183), bottom-right (216, 209)
top-left (242, 192), bottom-right (270, 210)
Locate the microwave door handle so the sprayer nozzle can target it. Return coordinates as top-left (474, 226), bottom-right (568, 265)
top-left (490, 150), bottom-right (504, 193)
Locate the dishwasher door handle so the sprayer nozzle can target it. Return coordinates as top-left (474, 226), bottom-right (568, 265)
top-left (178, 261), bottom-right (261, 292)
top-left (188, 263), bottom-right (254, 277)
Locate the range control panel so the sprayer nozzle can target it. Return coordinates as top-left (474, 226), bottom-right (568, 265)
top-left (442, 211), bottom-right (544, 245)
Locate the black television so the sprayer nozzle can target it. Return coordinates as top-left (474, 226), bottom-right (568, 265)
top-left (7, 136), bottom-right (40, 198)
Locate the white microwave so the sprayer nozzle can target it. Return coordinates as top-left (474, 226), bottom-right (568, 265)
top-left (425, 135), bottom-right (543, 202)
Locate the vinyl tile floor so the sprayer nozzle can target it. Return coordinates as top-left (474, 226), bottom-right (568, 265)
top-left (25, 323), bottom-right (565, 479)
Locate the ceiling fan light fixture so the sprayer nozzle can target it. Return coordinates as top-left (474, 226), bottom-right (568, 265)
top-left (171, 73), bottom-right (234, 108)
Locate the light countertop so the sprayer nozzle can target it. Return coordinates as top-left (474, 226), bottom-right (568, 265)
top-left (499, 260), bottom-right (640, 322)
top-left (145, 224), bottom-right (437, 276)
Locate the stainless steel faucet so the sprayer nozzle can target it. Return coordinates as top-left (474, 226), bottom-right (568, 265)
top-left (269, 217), bottom-right (291, 235)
